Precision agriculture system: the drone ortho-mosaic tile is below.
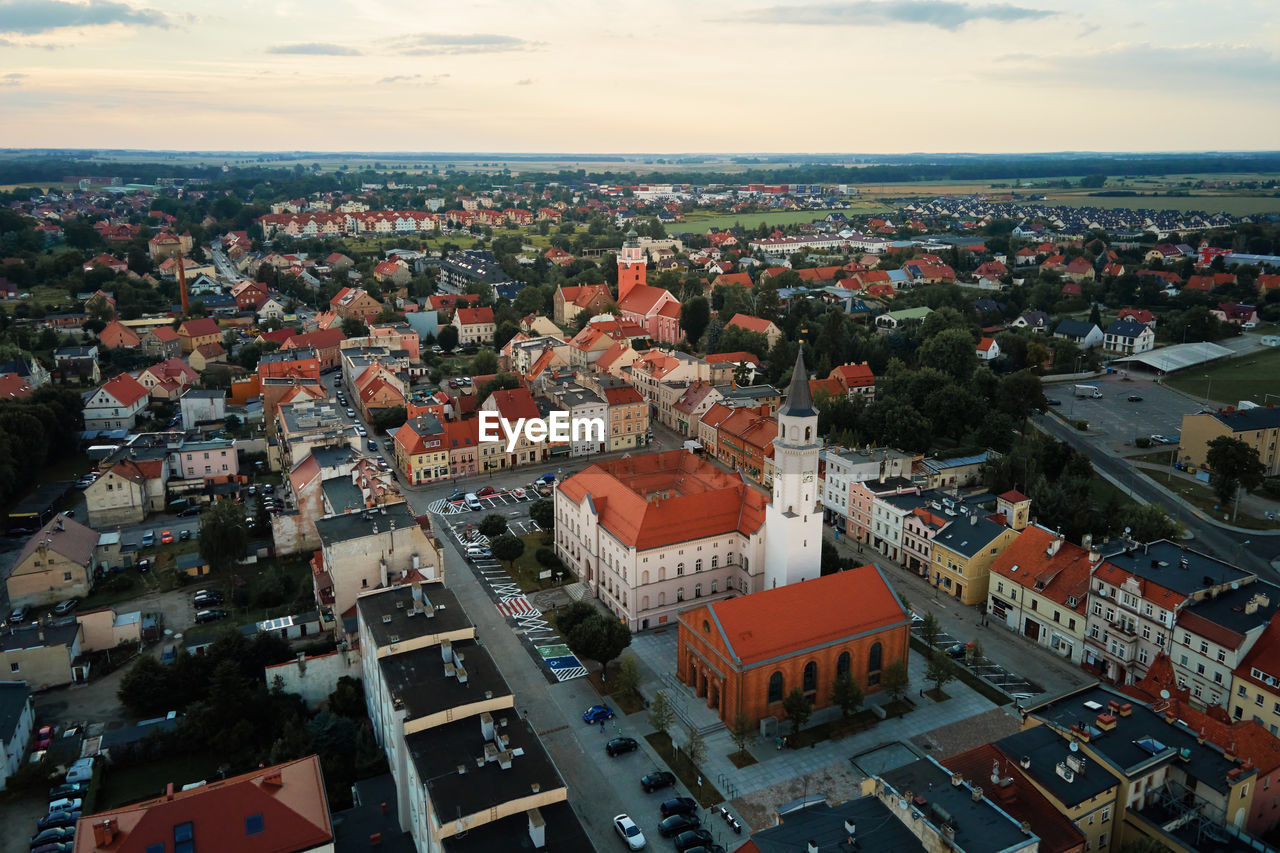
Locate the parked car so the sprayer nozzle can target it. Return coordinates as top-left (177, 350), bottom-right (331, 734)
top-left (613, 814), bottom-right (646, 850)
top-left (179, 506), bottom-right (202, 517)
top-left (136, 558), bottom-right (151, 573)
top-left (641, 770), bottom-right (676, 793)
top-left (582, 704), bottom-right (615, 724)
top-left (180, 529), bottom-right (191, 541)
top-left (48, 783), bottom-right (87, 802)
top-left (65, 757), bottom-right (93, 784)
top-left (682, 845), bottom-right (726, 853)
top-left (141, 530), bottom-right (155, 547)
top-left (160, 530), bottom-right (174, 545)
top-left (1127, 394), bottom-right (1144, 402)
top-left (36, 725), bottom-right (53, 749)
top-left (193, 594), bottom-right (223, 608)
top-left (345, 408), bottom-right (356, 418)
top-left (48, 798), bottom-right (82, 814)
top-left (1045, 398), bottom-right (1062, 406)
top-left (28, 827), bottom-right (75, 849)
top-left (37, 811), bottom-right (81, 830)
top-left (464, 493), bottom-right (482, 511)
top-left (194, 609), bottom-right (228, 624)
top-left (658, 814), bottom-right (701, 838)
top-left (30, 841), bottom-right (73, 853)
top-left (674, 829), bottom-right (716, 852)
top-left (607, 736), bottom-right (639, 757)
top-left (660, 797), bottom-right (698, 817)
top-left (477, 486), bottom-right (497, 498)
top-left (9, 604), bottom-right (31, 623)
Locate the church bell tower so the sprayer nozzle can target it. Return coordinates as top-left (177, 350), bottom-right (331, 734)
top-left (763, 347), bottom-right (822, 588)
top-left (617, 227), bottom-right (646, 303)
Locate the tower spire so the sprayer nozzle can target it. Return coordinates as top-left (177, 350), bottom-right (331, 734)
top-left (781, 347), bottom-right (814, 417)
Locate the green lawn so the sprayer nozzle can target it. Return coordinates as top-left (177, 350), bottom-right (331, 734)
top-left (97, 752), bottom-right (226, 810)
top-left (668, 206), bottom-right (887, 234)
top-left (1165, 345), bottom-right (1280, 406)
top-left (1043, 193), bottom-right (1280, 217)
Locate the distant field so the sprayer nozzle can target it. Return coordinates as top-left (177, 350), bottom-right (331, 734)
top-left (1043, 192), bottom-right (1280, 217)
top-left (668, 206), bottom-right (888, 233)
top-left (1165, 344), bottom-right (1280, 405)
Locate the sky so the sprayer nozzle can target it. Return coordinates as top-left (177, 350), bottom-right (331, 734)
top-left (1, 0), bottom-right (1278, 153)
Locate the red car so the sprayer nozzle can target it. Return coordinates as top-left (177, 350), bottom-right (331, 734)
top-left (160, 530), bottom-right (174, 545)
top-left (36, 725), bottom-right (53, 749)
top-left (477, 487), bottom-right (497, 498)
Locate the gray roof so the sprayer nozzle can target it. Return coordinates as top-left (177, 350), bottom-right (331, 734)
top-left (780, 348), bottom-right (815, 418)
top-left (1104, 318), bottom-right (1148, 338)
top-left (880, 756), bottom-right (1033, 853)
top-left (1099, 539), bottom-right (1252, 598)
top-left (315, 501), bottom-right (418, 547)
top-left (995, 726), bottom-right (1116, 807)
top-left (1054, 319), bottom-right (1099, 338)
top-left (0, 682), bottom-right (31, 740)
top-left (932, 512), bottom-right (1007, 558)
top-left (746, 798), bottom-right (925, 853)
top-left (1211, 406), bottom-right (1280, 432)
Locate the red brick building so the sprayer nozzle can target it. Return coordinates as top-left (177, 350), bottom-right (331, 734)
top-left (676, 565), bottom-right (910, 727)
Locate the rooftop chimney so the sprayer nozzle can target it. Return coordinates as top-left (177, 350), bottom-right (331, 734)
top-left (971, 785), bottom-right (984, 803)
top-left (807, 842), bottom-right (819, 853)
top-left (92, 819), bottom-right (119, 846)
top-left (528, 808), bottom-right (546, 848)
top-left (166, 782), bottom-right (175, 801)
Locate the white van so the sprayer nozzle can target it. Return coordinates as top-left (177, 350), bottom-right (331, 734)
top-left (465, 493), bottom-right (482, 511)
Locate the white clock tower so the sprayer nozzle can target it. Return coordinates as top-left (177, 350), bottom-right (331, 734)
top-left (764, 348), bottom-right (822, 588)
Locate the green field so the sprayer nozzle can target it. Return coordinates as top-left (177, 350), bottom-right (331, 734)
top-left (668, 205), bottom-right (888, 234)
top-left (1165, 344), bottom-right (1280, 406)
top-left (1043, 192), bottom-right (1280, 217)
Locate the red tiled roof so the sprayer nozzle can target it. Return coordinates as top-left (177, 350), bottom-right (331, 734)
top-left (559, 283), bottom-right (610, 307)
top-left (977, 337), bottom-right (997, 352)
top-left (100, 372), bottom-right (150, 408)
top-left (705, 351), bottom-right (760, 365)
top-left (147, 325), bottom-right (179, 342)
top-left (830, 363), bottom-right (874, 388)
top-left (989, 525), bottom-right (1090, 611)
top-left (998, 489), bottom-right (1029, 503)
top-left (712, 272), bottom-right (752, 288)
top-left (557, 450), bottom-right (767, 550)
top-left (487, 387), bottom-right (540, 421)
top-left (603, 385), bottom-right (643, 406)
top-left (726, 313), bottom-right (774, 334)
top-left (0, 371), bottom-right (34, 399)
top-left (179, 317), bottom-right (219, 338)
top-left (285, 328), bottom-right (346, 351)
top-left (71, 755), bottom-right (332, 853)
top-left (443, 418), bottom-right (479, 450)
top-left (455, 306), bottom-right (494, 326)
top-left (195, 342), bottom-right (225, 358)
top-left (808, 377), bottom-right (843, 398)
top-left (692, 566), bottom-right (906, 665)
top-left (618, 284), bottom-right (677, 316)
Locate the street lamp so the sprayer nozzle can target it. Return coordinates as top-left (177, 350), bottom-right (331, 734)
top-left (1204, 374), bottom-right (1213, 409)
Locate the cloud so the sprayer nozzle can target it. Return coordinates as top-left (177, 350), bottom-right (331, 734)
top-left (0, 0), bottom-right (171, 34)
top-left (391, 32), bottom-right (540, 55)
top-left (267, 42), bottom-right (362, 55)
top-left (1, 72), bottom-right (26, 86)
top-left (516, 78), bottom-right (533, 86)
top-left (742, 1), bottom-right (1054, 30)
top-left (995, 42), bottom-right (1280, 86)
top-left (376, 73), bottom-right (449, 86)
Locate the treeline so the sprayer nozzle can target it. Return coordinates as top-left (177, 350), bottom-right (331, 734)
top-left (0, 387), bottom-right (85, 507)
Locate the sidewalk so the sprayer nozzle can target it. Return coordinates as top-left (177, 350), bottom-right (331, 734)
top-left (825, 530), bottom-right (1094, 699)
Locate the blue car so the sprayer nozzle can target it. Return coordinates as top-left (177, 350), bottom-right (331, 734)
top-left (582, 704), bottom-right (615, 724)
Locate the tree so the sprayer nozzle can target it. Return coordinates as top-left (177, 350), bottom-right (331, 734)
top-left (340, 317), bottom-right (368, 338)
top-left (566, 612), bottom-right (632, 675)
top-left (199, 498), bottom-right (248, 573)
top-left (477, 372), bottom-right (521, 400)
top-left (472, 349), bottom-right (499, 374)
top-left (327, 676), bottom-right (366, 718)
top-left (489, 533), bottom-right (525, 570)
top-left (730, 709), bottom-right (753, 754)
top-left (831, 671), bottom-right (864, 719)
top-left (254, 491), bottom-right (271, 534)
top-left (1089, 303), bottom-right (1102, 327)
top-left (683, 722), bottom-right (707, 769)
top-left (118, 654), bottom-right (172, 716)
top-left (648, 690), bottom-right (675, 737)
top-left (365, 405), bottom-right (405, 433)
top-left (529, 498), bottom-right (554, 532)
top-left (1128, 502), bottom-right (1182, 542)
top-left (918, 327), bottom-right (978, 381)
top-left (1206, 435), bottom-right (1266, 508)
top-left (926, 650), bottom-right (956, 696)
top-left (919, 611), bottom-right (941, 648)
top-left (555, 601), bottom-right (599, 639)
top-left (478, 513), bottom-right (509, 538)
top-left (615, 654), bottom-right (641, 699)
top-left (437, 324), bottom-right (459, 352)
top-left (781, 687), bottom-right (812, 734)
top-left (882, 659), bottom-right (910, 702)
top-left (680, 296), bottom-right (711, 346)
top-left (965, 638), bottom-right (984, 667)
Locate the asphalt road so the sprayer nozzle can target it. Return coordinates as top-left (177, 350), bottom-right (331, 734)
top-left (1032, 413), bottom-right (1280, 574)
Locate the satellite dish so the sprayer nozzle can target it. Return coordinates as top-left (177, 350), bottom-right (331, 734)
top-left (1160, 689), bottom-right (1170, 699)
top-left (1124, 527), bottom-right (1131, 535)
top-left (1232, 582), bottom-right (1240, 590)
top-left (1069, 742), bottom-right (1079, 752)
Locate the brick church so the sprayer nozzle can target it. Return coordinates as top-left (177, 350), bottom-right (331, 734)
top-left (676, 564), bottom-right (911, 727)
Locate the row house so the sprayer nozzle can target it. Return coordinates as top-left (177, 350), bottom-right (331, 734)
top-left (575, 374), bottom-right (649, 452)
top-left (547, 383), bottom-right (608, 457)
top-left (848, 475), bottom-right (918, 551)
top-left (1172, 581), bottom-right (1280, 712)
top-left (312, 501), bottom-right (438, 618)
top-left (628, 349), bottom-right (709, 426)
top-left (452, 306), bottom-right (495, 346)
top-left (140, 325), bottom-right (181, 359)
top-left (83, 372), bottom-right (150, 431)
top-left (478, 387), bottom-right (549, 470)
top-left (565, 326), bottom-right (616, 369)
top-left (928, 494), bottom-right (1026, 606)
top-left (554, 283), bottom-right (612, 326)
top-left (330, 286), bottom-right (382, 323)
top-left (392, 414), bottom-right (450, 485)
top-left (988, 524), bottom-right (1093, 664)
top-left (697, 403), bottom-right (776, 486)
top-left (1084, 541), bottom-right (1254, 686)
top-left (818, 446), bottom-right (913, 528)
top-left (282, 327), bottom-right (347, 371)
top-left (178, 317), bottom-right (221, 355)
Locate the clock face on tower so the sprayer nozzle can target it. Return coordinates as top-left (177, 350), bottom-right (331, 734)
top-left (802, 473), bottom-right (814, 483)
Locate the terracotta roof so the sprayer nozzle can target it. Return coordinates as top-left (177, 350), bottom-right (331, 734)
top-left (284, 328), bottom-right (346, 351)
top-left (195, 342), bottom-right (225, 358)
top-left (998, 489), bottom-right (1029, 503)
top-left (989, 525), bottom-right (1090, 612)
top-left (557, 450), bottom-right (767, 550)
top-left (1237, 613), bottom-right (1280, 690)
top-left (830, 363), bottom-right (874, 388)
top-left (179, 317), bottom-right (220, 338)
top-left (726, 313), bottom-right (775, 334)
top-left (594, 341), bottom-right (636, 372)
top-left (977, 337), bottom-right (997, 352)
top-left (147, 325), bottom-right (179, 342)
top-left (618, 284), bottom-right (677, 316)
top-left (71, 755), bottom-right (332, 853)
top-left (559, 284), bottom-right (610, 308)
top-left (603, 385), bottom-right (643, 406)
top-left (0, 371), bottom-right (34, 399)
top-left (808, 377), bottom-right (843, 398)
top-left (442, 418), bottom-right (479, 450)
top-left (712, 272), bottom-right (752, 288)
top-left (98, 373), bottom-right (150, 408)
top-left (455, 306), bottom-right (494, 326)
top-left (691, 565), bottom-right (906, 666)
top-left (486, 387), bottom-right (540, 421)
top-left (705, 351), bottom-right (760, 365)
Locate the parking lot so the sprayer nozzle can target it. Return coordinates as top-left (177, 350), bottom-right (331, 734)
top-left (1047, 372), bottom-right (1202, 450)
top-left (427, 486), bottom-right (542, 514)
